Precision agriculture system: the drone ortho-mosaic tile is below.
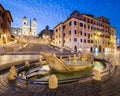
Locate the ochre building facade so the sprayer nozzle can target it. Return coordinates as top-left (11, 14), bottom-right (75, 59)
top-left (54, 10), bottom-right (117, 52)
top-left (0, 4), bottom-right (13, 44)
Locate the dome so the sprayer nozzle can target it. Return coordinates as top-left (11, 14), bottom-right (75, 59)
top-left (23, 16), bottom-right (27, 19)
top-left (33, 18), bottom-right (36, 21)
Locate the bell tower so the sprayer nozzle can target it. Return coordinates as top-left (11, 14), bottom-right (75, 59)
top-left (31, 18), bottom-right (37, 36)
top-left (22, 16), bottom-right (28, 35)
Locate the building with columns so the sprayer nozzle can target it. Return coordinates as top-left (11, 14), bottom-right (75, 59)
top-left (22, 17), bottom-right (37, 36)
top-left (54, 10), bottom-right (117, 52)
top-left (0, 4), bottom-right (13, 44)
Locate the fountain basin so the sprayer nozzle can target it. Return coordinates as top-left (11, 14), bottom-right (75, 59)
top-left (18, 60), bottom-right (105, 83)
top-left (16, 52), bottom-right (110, 85)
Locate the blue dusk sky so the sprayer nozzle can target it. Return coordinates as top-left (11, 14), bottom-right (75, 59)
top-left (0, 0), bottom-right (120, 37)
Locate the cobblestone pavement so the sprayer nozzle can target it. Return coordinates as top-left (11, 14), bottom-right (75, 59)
top-left (0, 65), bottom-right (120, 96)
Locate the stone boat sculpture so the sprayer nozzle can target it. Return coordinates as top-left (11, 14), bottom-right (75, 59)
top-left (39, 52), bottom-right (94, 73)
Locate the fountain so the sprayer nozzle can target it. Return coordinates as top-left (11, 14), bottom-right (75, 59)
top-left (16, 52), bottom-right (107, 84)
top-left (1, 51), bottom-right (116, 96)
top-left (39, 52), bottom-right (94, 72)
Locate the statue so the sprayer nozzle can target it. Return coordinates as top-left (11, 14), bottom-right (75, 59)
top-left (8, 66), bottom-right (17, 81)
top-left (40, 52), bottom-right (94, 73)
top-left (40, 52), bottom-right (71, 73)
top-left (49, 74), bottom-right (58, 89)
top-left (72, 54), bottom-right (78, 64)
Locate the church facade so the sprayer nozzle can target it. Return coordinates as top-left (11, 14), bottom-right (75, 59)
top-left (22, 17), bottom-right (37, 36)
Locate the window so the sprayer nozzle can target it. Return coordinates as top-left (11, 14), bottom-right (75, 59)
top-left (84, 33), bottom-right (86, 36)
top-left (91, 20), bottom-right (93, 24)
top-left (84, 18), bottom-right (86, 22)
top-left (74, 21), bottom-right (76, 25)
top-left (91, 40), bottom-right (93, 43)
top-left (24, 22), bottom-right (26, 25)
top-left (59, 41), bottom-right (61, 44)
top-left (74, 46), bottom-right (77, 52)
top-left (91, 26), bottom-right (93, 30)
top-left (0, 11), bottom-right (2, 16)
top-left (80, 31), bottom-right (82, 35)
top-left (88, 40), bottom-right (90, 43)
top-left (69, 21), bottom-right (71, 26)
top-left (74, 38), bottom-right (77, 42)
top-left (88, 33), bottom-right (90, 38)
top-left (69, 38), bottom-right (71, 41)
top-left (63, 25), bottom-right (66, 29)
top-left (56, 29), bottom-right (58, 32)
top-left (59, 27), bottom-right (61, 30)
top-left (80, 39), bottom-right (82, 42)
top-left (69, 30), bottom-right (71, 35)
top-left (74, 30), bottom-right (77, 34)
top-left (84, 39), bottom-right (86, 43)
top-left (84, 24), bottom-right (86, 29)
top-left (88, 25), bottom-right (90, 29)
top-left (87, 19), bottom-right (89, 23)
top-left (94, 21), bottom-right (96, 25)
top-left (80, 23), bottom-right (83, 27)
top-left (2, 13), bottom-right (4, 19)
